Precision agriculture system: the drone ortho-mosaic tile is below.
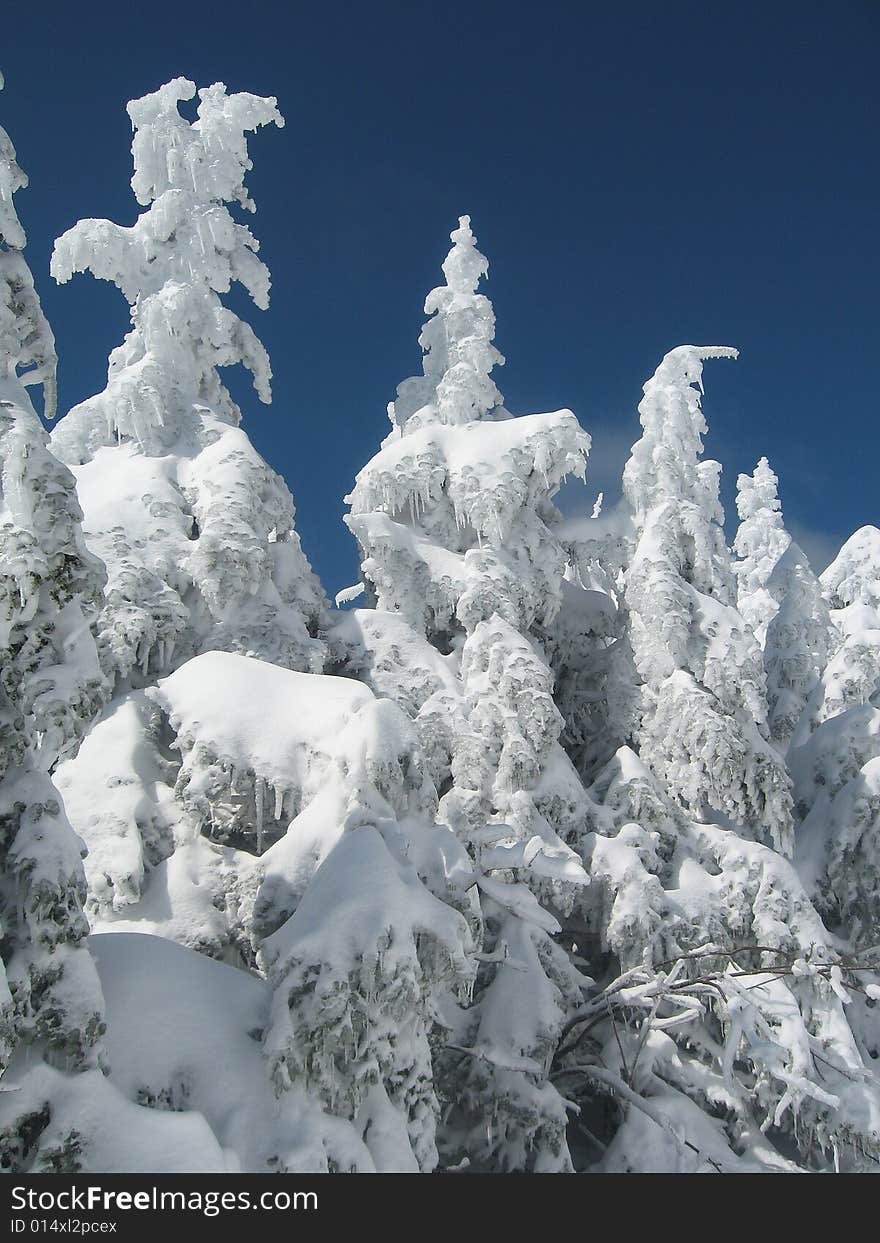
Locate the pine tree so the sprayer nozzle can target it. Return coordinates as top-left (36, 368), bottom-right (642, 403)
top-left (0, 73), bottom-right (108, 1167)
top-left (122, 646), bottom-right (475, 1171)
top-left (622, 347), bottom-right (793, 853)
top-left (567, 750), bottom-right (880, 1171)
top-left (46, 79), bottom-right (330, 955)
top-left (547, 506), bottom-right (641, 782)
top-left (4, 64), bottom-right (879, 1175)
top-left (49, 77), bottom-right (327, 686)
top-left (386, 215), bottom-right (504, 436)
top-left (733, 457), bottom-right (792, 645)
top-left (763, 540), bottom-right (830, 750)
top-left (731, 457), bottom-right (831, 749)
top-left (809, 527), bottom-right (880, 727)
top-left (342, 216), bottom-right (593, 1169)
top-left (547, 354), bottom-right (880, 1171)
top-left (789, 529), bottom-right (880, 957)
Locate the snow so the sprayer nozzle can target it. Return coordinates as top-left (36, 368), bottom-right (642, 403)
top-left (4, 73), bottom-right (880, 1175)
top-left (48, 76), bottom-right (327, 690)
top-left (93, 931), bottom-right (274, 1170)
top-left (0, 80), bottom-right (56, 417)
top-left (334, 582), bottom-right (365, 606)
top-left (90, 931), bottom-right (370, 1172)
top-left (56, 420), bottom-right (327, 683)
top-left (263, 826), bottom-right (473, 1171)
top-left (1, 94), bottom-right (113, 1139)
top-left (349, 409), bottom-right (589, 544)
top-left (153, 651), bottom-right (373, 793)
top-left (822, 526), bottom-right (880, 610)
top-left (734, 456), bottom-right (792, 644)
top-left (0, 1062), bottom-right (229, 1173)
top-left (387, 215), bottom-right (504, 433)
top-left (51, 79), bottom-right (283, 447)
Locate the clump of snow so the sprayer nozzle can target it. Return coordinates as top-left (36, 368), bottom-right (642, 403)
top-left (350, 411), bottom-right (588, 549)
top-left (151, 651), bottom-right (433, 852)
top-left (91, 932), bottom-right (371, 1171)
top-left (263, 827), bottom-right (473, 1172)
top-left (53, 690), bottom-right (261, 963)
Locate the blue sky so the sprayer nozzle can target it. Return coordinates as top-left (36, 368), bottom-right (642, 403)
top-left (4, 0), bottom-right (877, 593)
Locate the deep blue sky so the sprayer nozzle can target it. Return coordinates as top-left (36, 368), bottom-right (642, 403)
top-left (4, 1), bottom-right (878, 592)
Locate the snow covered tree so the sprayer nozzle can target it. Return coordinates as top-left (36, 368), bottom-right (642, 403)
top-left (733, 457), bottom-right (791, 645)
top-left (807, 527), bottom-right (880, 728)
top-left (786, 529), bottom-right (880, 941)
top-left (341, 216), bottom-right (594, 1170)
top-left (386, 214), bottom-right (504, 436)
top-left (113, 648), bottom-right (474, 1171)
top-left (546, 506), bottom-right (641, 782)
top-left (622, 347), bottom-right (793, 853)
top-left (4, 62), bottom-right (879, 1175)
top-left (0, 74), bottom-right (110, 1142)
top-left (731, 457), bottom-right (830, 750)
top-left (789, 529), bottom-right (880, 959)
top-left (560, 736), bottom-right (880, 1171)
top-left (544, 353), bottom-right (880, 1171)
top-left (763, 540), bottom-right (831, 750)
top-left (47, 78), bottom-right (331, 958)
top-left (0, 395), bottom-right (108, 1081)
top-left (49, 77), bottom-right (328, 686)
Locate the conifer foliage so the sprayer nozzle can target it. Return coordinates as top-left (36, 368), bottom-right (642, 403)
top-left (50, 77), bottom-right (327, 686)
top-left (0, 70), bottom-right (108, 1141)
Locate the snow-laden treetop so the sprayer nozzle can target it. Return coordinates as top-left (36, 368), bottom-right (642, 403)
top-left (127, 78), bottom-right (281, 214)
top-left (736, 456), bottom-right (783, 523)
top-left (387, 215), bottom-right (505, 436)
top-left (0, 71), bottom-right (27, 251)
top-left (50, 78), bottom-right (284, 452)
top-left (821, 525), bottom-right (880, 611)
top-left (623, 344), bottom-right (738, 520)
top-left (733, 456), bottom-right (792, 641)
top-left (0, 71), bottom-right (57, 417)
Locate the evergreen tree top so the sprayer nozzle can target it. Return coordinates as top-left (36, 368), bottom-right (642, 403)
top-left (49, 78), bottom-right (286, 451)
top-left (736, 456), bottom-right (783, 522)
top-left (127, 77), bottom-right (284, 212)
top-left (0, 72), bottom-right (57, 417)
top-left (624, 344), bottom-right (737, 520)
top-left (0, 73), bottom-right (28, 251)
top-left (387, 214), bottom-right (505, 436)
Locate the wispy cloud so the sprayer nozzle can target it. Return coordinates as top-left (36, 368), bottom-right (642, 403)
top-left (556, 421), bottom-right (634, 518)
top-left (787, 521), bottom-right (843, 575)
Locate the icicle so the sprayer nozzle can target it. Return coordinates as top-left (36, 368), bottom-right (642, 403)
top-left (255, 775), bottom-right (265, 853)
